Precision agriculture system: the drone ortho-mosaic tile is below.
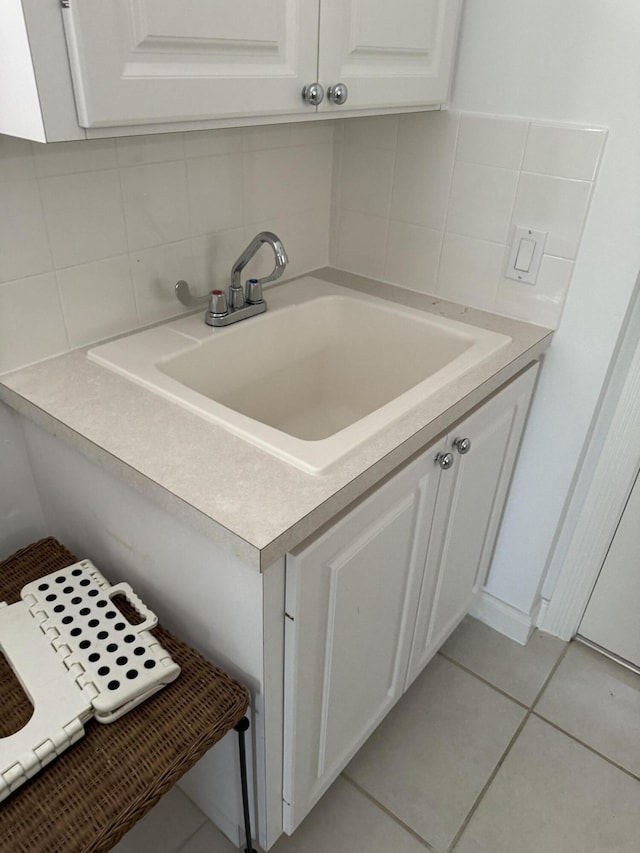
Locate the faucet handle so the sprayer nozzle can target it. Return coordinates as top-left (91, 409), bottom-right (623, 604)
top-left (245, 278), bottom-right (263, 304)
top-left (208, 289), bottom-right (228, 317)
top-left (175, 279), bottom-right (209, 308)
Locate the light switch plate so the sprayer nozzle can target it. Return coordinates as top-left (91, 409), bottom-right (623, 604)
top-left (505, 226), bottom-right (547, 285)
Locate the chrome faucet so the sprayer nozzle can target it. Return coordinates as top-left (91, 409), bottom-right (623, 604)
top-left (175, 231), bottom-right (288, 327)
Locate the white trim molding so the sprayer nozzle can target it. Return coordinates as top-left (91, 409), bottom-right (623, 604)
top-left (539, 277), bottom-right (640, 640)
top-left (470, 589), bottom-right (540, 645)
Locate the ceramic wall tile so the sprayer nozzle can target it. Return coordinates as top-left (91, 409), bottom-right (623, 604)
top-left (446, 162), bottom-right (519, 244)
top-left (495, 254), bottom-right (574, 328)
top-left (390, 150), bottom-right (453, 231)
top-left (130, 240), bottom-right (194, 326)
top-left (186, 152), bottom-right (244, 236)
top-left (384, 221), bottom-right (442, 294)
top-left (0, 179), bottom-right (52, 283)
top-left (0, 135), bottom-right (35, 183)
top-left (243, 143), bottom-right (332, 223)
top-left (340, 144), bottom-right (395, 218)
top-left (121, 160), bottom-right (190, 250)
top-left (343, 115), bottom-right (399, 150)
top-left (511, 173), bottom-right (592, 259)
top-left (396, 110), bottom-right (459, 159)
top-left (56, 255), bottom-right (137, 347)
top-left (246, 207), bottom-right (332, 282)
top-left (190, 227), bottom-right (247, 293)
top-left (437, 233), bottom-right (503, 308)
top-left (39, 169), bottom-right (127, 267)
top-left (333, 112), bottom-right (601, 327)
top-left (33, 138), bottom-right (117, 178)
top-left (183, 127), bottom-right (245, 159)
top-left (523, 124), bottom-right (607, 181)
top-left (116, 133), bottom-right (185, 167)
top-left (0, 273), bottom-right (68, 373)
top-left (336, 210), bottom-right (387, 279)
top-left (456, 115), bottom-right (528, 170)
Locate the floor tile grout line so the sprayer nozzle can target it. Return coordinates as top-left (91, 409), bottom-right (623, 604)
top-left (340, 772), bottom-right (442, 853)
top-left (446, 643), bottom-right (571, 851)
top-left (446, 708), bottom-right (532, 852)
top-left (175, 814), bottom-right (210, 853)
top-left (530, 711), bottom-right (640, 783)
top-left (529, 639), bottom-right (572, 711)
top-left (436, 651), bottom-right (530, 710)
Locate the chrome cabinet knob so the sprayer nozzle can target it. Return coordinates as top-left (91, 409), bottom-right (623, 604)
top-left (453, 437), bottom-right (471, 455)
top-left (435, 452), bottom-right (454, 470)
top-left (302, 83), bottom-right (325, 106)
top-left (327, 83), bottom-right (348, 105)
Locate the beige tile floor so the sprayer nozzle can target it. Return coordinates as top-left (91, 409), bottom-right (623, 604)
top-left (112, 617), bottom-right (640, 853)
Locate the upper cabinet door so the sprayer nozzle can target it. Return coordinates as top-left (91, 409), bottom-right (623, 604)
top-left (62, 0), bottom-right (319, 127)
top-left (317, 0), bottom-right (461, 112)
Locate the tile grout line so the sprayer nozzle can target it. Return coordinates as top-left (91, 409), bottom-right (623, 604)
top-left (530, 710), bottom-right (640, 784)
top-left (446, 641), bottom-right (571, 851)
top-left (340, 772), bottom-right (442, 853)
top-left (174, 814), bottom-right (210, 853)
top-left (436, 651), bottom-right (530, 710)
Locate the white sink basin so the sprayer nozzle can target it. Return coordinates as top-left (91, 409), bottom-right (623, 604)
top-left (88, 277), bottom-right (511, 473)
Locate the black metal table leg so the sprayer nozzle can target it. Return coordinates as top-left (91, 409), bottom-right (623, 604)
top-left (234, 716), bottom-right (258, 853)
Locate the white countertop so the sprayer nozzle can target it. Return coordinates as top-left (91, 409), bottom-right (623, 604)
top-left (0, 268), bottom-right (552, 570)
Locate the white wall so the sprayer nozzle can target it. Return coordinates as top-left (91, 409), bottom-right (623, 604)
top-left (453, 0), bottom-right (640, 610)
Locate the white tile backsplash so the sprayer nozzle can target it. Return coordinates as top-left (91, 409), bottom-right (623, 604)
top-left (186, 153), bottom-right (244, 236)
top-left (456, 115), bottom-right (528, 170)
top-left (333, 111), bottom-right (606, 328)
top-left (0, 273), bottom-right (68, 372)
top-left (437, 234), bottom-right (504, 309)
top-left (522, 124), bottom-right (607, 181)
top-left (0, 180), bottom-right (52, 282)
top-left (56, 254), bottom-right (137, 347)
top-left (340, 144), bottom-right (395, 218)
top-left (39, 169), bottom-right (128, 267)
top-left (446, 162), bottom-right (519, 244)
top-left (33, 138), bottom-right (117, 178)
top-left (0, 123), bottom-right (334, 374)
top-left (511, 173), bottom-right (592, 259)
top-left (121, 160), bottom-right (190, 250)
top-left (384, 221), bottom-right (443, 294)
top-left (0, 111), bottom-right (606, 374)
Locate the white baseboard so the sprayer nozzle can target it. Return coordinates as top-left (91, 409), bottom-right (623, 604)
top-left (469, 590), bottom-right (540, 646)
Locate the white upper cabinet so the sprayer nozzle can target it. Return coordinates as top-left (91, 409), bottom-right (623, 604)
top-left (62, 0), bottom-right (319, 128)
top-left (2, 0), bottom-right (461, 141)
top-left (317, 0), bottom-right (460, 112)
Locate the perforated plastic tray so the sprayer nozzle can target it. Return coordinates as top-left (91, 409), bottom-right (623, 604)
top-left (0, 559), bottom-right (180, 801)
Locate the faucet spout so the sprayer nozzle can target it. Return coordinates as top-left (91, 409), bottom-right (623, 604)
top-left (231, 231), bottom-right (288, 291)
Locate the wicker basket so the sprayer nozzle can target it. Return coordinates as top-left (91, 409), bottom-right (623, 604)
top-left (0, 538), bottom-right (249, 852)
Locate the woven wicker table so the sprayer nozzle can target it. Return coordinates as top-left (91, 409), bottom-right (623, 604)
top-left (0, 537), bottom-right (252, 853)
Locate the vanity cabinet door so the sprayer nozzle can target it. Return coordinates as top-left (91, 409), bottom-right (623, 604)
top-left (317, 0), bottom-right (461, 112)
top-left (282, 444), bottom-right (444, 833)
top-left (405, 364), bottom-right (539, 689)
top-left (60, 0), bottom-right (319, 128)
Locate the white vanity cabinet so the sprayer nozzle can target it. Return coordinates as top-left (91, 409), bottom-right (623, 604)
top-left (282, 364), bottom-right (538, 833)
top-left (3, 0), bottom-right (461, 142)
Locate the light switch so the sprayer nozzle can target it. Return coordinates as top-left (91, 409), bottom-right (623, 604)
top-left (505, 226), bottom-right (547, 285)
top-left (514, 238), bottom-right (536, 272)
